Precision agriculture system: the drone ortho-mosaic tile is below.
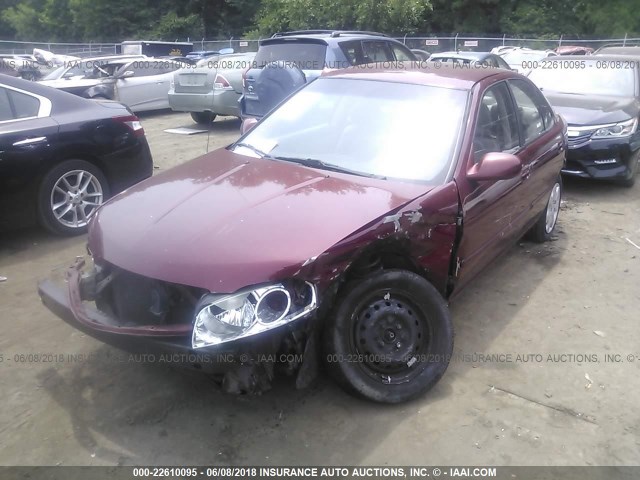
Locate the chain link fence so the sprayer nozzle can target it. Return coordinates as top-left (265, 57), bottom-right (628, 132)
top-left (2, 35), bottom-right (639, 56)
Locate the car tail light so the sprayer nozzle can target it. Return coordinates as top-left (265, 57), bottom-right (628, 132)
top-left (214, 73), bottom-right (233, 90)
top-left (113, 115), bottom-right (145, 137)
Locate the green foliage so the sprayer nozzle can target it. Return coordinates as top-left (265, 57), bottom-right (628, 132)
top-left (577, 0), bottom-right (640, 37)
top-left (0, 0), bottom-right (639, 44)
top-left (251, 0), bottom-right (432, 36)
top-left (147, 12), bottom-right (204, 41)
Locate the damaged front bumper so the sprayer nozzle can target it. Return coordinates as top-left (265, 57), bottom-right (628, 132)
top-left (37, 258), bottom-right (320, 393)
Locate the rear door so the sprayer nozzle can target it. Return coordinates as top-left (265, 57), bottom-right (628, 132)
top-left (506, 78), bottom-right (564, 228)
top-left (0, 85), bottom-right (59, 227)
top-left (452, 81), bottom-right (526, 290)
top-left (116, 60), bottom-right (180, 111)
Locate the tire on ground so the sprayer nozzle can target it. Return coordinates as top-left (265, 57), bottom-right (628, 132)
top-left (528, 175), bottom-right (562, 243)
top-left (323, 269), bottom-right (453, 404)
top-left (37, 159), bottom-right (109, 236)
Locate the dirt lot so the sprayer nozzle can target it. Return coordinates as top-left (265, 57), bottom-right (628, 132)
top-left (0, 110), bottom-right (639, 467)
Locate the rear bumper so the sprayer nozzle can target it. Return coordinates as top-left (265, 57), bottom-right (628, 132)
top-left (563, 136), bottom-right (640, 180)
top-left (101, 137), bottom-right (153, 194)
top-left (168, 90), bottom-right (241, 117)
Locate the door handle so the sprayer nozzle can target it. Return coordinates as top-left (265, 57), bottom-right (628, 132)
top-left (13, 136), bottom-right (47, 146)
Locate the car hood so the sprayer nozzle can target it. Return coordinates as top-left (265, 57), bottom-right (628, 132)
top-left (543, 92), bottom-right (640, 126)
top-left (89, 149), bottom-right (431, 293)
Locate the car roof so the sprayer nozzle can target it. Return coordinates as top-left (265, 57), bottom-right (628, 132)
top-left (261, 30), bottom-right (398, 46)
top-left (73, 54), bottom-right (145, 62)
top-left (595, 46), bottom-right (640, 55)
top-left (322, 62), bottom-right (511, 89)
top-left (560, 54), bottom-right (640, 61)
top-left (431, 51), bottom-right (494, 60)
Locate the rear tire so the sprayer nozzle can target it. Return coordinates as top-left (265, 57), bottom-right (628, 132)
top-left (323, 269), bottom-right (453, 404)
top-left (191, 112), bottom-right (216, 124)
top-left (529, 176), bottom-right (562, 243)
top-left (38, 159), bottom-right (109, 236)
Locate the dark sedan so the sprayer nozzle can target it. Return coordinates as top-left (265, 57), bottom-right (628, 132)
top-left (0, 74), bottom-right (153, 235)
top-left (39, 65), bottom-right (565, 403)
top-left (429, 51), bottom-right (511, 69)
top-left (528, 56), bottom-right (640, 186)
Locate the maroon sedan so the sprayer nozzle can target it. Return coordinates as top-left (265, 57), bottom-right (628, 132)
top-left (39, 64), bottom-right (566, 403)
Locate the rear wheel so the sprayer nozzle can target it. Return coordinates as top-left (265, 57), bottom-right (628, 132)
top-left (191, 112), bottom-right (216, 124)
top-left (323, 269), bottom-right (453, 404)
top-left (529, 176), bottom-right (562, 243)
top-left (38, 159), bottom-right (109, 236)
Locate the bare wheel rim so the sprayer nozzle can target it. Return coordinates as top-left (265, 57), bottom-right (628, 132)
top-left (545, 182), bottom-right (561, 234)
top-left (50, 169), bottom-right (103, 228)
top-left (350, 288), bottom-right (432, 385)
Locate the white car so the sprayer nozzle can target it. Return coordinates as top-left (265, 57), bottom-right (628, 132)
top-left (495, 47), bottom-right (559, 73)
top-left (39, 58), bottom-right (183, 112)
top-left (40, 55), bottom-right (148, 81)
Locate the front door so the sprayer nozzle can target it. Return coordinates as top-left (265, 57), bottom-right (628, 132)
top-left (453, 81), bottom-right (526, 291)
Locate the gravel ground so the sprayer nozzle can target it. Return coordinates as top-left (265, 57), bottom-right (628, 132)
top-left (0, 110), bottom-right (639, 467)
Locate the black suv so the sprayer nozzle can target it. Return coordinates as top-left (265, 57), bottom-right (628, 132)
top-left (240, 30), bottom-right (417, 119)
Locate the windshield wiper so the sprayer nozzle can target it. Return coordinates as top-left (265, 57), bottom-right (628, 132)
top-left (234, 142), bottom-right (272, 159)
top-left (274, 156), bottom-right (387, 180)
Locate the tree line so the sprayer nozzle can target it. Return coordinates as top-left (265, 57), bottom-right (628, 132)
top-left (0, 0), bottom-right (638, 43)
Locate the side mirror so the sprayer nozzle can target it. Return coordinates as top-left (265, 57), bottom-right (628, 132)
top-left (241, 117), bottom-right (258, 134)
top-left (118, 70), bottom-right (134, 79)
top-left (467, 152), bottom-right (522, 181)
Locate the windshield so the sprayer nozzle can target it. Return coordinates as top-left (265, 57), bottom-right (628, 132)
top-left (232, 78), bottom-right (468, 183)
top-left (529, 63), bottom-right (636, 97)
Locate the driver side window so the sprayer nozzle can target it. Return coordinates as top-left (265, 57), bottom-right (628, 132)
top-left (473, 83), bottom-right (519, 163)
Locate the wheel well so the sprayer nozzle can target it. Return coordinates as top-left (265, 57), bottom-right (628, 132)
top-left (347, 250), bottom-right (419, 279)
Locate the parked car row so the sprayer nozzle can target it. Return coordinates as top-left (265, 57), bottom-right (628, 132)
top-left (2, 30), bottom-right (636, 405)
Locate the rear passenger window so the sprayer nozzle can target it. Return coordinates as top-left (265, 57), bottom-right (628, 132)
top-left (362, 41), bottom-right (394, 63)
top-left (157, 62), bottom-right (181, 74)
top-left (8, 89), bottom-right (39, 118)
top-left (391, 44), bottom-right (413, 61)
top-left (130, 65), bottom-right (162, 77)
top-left (0, 88), bottom-right (12, 121)
top-left (509, 79), bottom-right (554, 143)
top-left (339, 41), bottom-right (364, 66)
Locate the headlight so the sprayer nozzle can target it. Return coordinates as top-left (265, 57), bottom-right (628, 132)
top-left (192, 281), bottom-right (317, 348)
top-left (592, 118), bottom-right (637, 138)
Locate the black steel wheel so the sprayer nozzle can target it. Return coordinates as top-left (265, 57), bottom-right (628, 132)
top-left (323, 269), bottom-right (453, 403)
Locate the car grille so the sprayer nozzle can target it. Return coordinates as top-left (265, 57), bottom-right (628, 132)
top-left (567, 128), bottom-right (595, 149)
